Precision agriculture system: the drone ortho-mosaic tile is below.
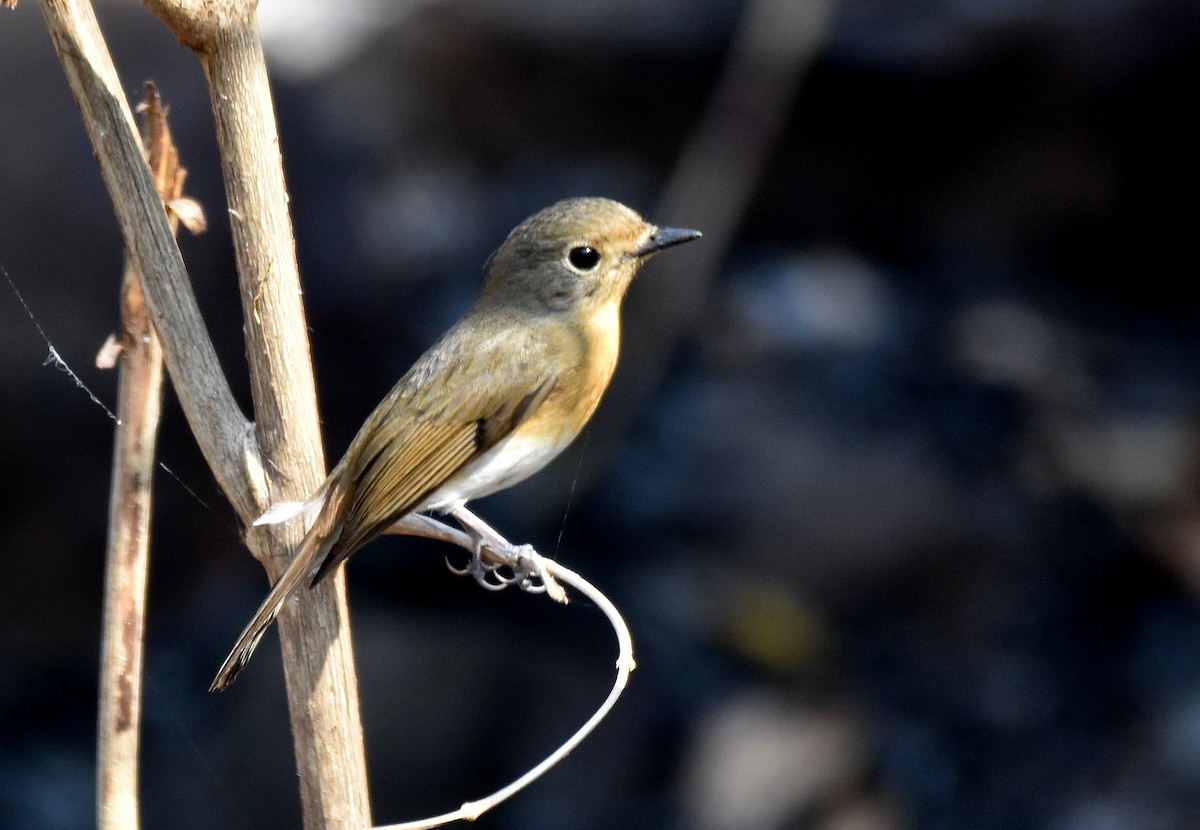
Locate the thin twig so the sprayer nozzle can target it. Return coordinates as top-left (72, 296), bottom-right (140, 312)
top-left (385, 513), bottom-right (479, 549)
top-left (96, 83), bottom-right (191, 830)
top-left (375, 549), bottom-right (635, 830)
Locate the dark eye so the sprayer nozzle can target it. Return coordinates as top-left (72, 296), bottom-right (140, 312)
top-left (568, 246), bottom-right (600, 270)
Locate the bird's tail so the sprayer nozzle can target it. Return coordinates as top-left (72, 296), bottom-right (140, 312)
top-left (209, 520), bottom-right (341, 692)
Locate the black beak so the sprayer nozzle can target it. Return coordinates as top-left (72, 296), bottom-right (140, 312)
top-left (634, 226), bottom-right (702, 257)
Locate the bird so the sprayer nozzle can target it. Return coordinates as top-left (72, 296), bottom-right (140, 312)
top-left (210, 197), bottom-right (701, 690)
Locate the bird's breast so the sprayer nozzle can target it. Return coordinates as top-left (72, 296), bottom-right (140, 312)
top-left (572, 299), bottom-right (622, 427)
top-left (419, 301), bottom-right (623, 513)
top-left (419, 429), bottom-right (576, 512)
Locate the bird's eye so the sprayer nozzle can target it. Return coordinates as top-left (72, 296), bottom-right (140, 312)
top-left (567, 246), bottom-right (601, 271)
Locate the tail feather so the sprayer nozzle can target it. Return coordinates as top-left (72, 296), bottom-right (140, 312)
top-left (209, 524), bottom-right (338, 692)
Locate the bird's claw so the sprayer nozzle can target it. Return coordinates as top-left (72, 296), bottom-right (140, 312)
top-left (445, 541), bottom-right (561, 598)
top-left (445, 553), bottom-right (517, 591)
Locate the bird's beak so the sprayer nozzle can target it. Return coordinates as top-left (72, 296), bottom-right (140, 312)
top-left (634, 226), bottom-right (702, 258)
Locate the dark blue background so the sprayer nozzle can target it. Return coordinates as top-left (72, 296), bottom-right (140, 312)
top-left (2, 1), bottom-right (1198, 828)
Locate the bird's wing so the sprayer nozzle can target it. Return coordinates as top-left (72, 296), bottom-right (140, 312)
top-left (311, 323), bottom-right (561, 582)
top-left (212, 325), bottom-right (559, 691)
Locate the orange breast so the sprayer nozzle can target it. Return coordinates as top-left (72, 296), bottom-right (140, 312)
top-left (518, 300), bottom-right (622, 445)
top-left (579, 300), bottom-right (621, 418)
top-left (424, 301), bottom-right (624, 509)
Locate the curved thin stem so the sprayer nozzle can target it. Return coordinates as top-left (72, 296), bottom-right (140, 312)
top-left (373, 540), bottom-right (636, 830)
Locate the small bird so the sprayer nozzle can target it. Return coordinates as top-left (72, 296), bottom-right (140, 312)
top-left (210, 197), bottom-right (700, 690)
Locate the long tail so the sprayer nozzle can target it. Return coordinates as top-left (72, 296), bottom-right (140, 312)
top-left (209, 522), bottom-right (341, 692)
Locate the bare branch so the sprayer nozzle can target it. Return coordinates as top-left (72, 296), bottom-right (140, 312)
top-left (141, 0), bottom-right (238, 53)
top-left (140, 3), bottom-right (372, 828)
top-left (38, 0), bottom-right (262, 520)
top-left (196, 13), bottom-right (326, 516)
top-left (96, 83), bottom-right (186, 830)
top-left (95, 250), bottom-right (165, 830)
top-left (38, 0), bottom-right (370, 826)
top-left (94, 214), bottom-right (163, 830)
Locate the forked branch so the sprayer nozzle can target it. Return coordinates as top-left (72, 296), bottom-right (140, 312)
top-left (37, 1), bottom-right (370, 828)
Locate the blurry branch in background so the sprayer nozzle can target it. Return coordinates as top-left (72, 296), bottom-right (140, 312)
top-left (578, 0), bottom-right (834, 495)
top-left (95, 85), bottom-right (198, 830)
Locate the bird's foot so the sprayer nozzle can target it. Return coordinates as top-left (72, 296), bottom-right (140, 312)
top-left (445, 506), bottom-right (568, 603)
top-left (445, 538), bottom-right (566, 601)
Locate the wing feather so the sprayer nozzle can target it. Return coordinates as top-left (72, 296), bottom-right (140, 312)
top-left (307, 319), bottom-right (562, 583)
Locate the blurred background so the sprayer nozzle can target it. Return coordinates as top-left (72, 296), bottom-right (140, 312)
top-left (2, 0), bottom-right (1198, 828)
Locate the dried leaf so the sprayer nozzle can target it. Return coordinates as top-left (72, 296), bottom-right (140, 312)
top-left (168, 197), bottom-right (207, 234)
top-left (95, 333), bottom-right (123, 369)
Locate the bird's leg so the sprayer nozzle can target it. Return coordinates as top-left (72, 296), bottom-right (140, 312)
top-left (445, 505), bottom-right (536, 591)
top-left (446, 505), bottom-right (565, 600)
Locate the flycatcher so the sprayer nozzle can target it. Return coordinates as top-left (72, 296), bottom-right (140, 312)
top-left (211, 196), bottom-right (700, 690)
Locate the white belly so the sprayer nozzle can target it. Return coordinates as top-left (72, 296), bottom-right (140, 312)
top-left (417, 430), bottom-right (575, 513)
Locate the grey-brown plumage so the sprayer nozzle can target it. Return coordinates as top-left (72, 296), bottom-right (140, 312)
top-left (211, 198), bottom-right (700, 691)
